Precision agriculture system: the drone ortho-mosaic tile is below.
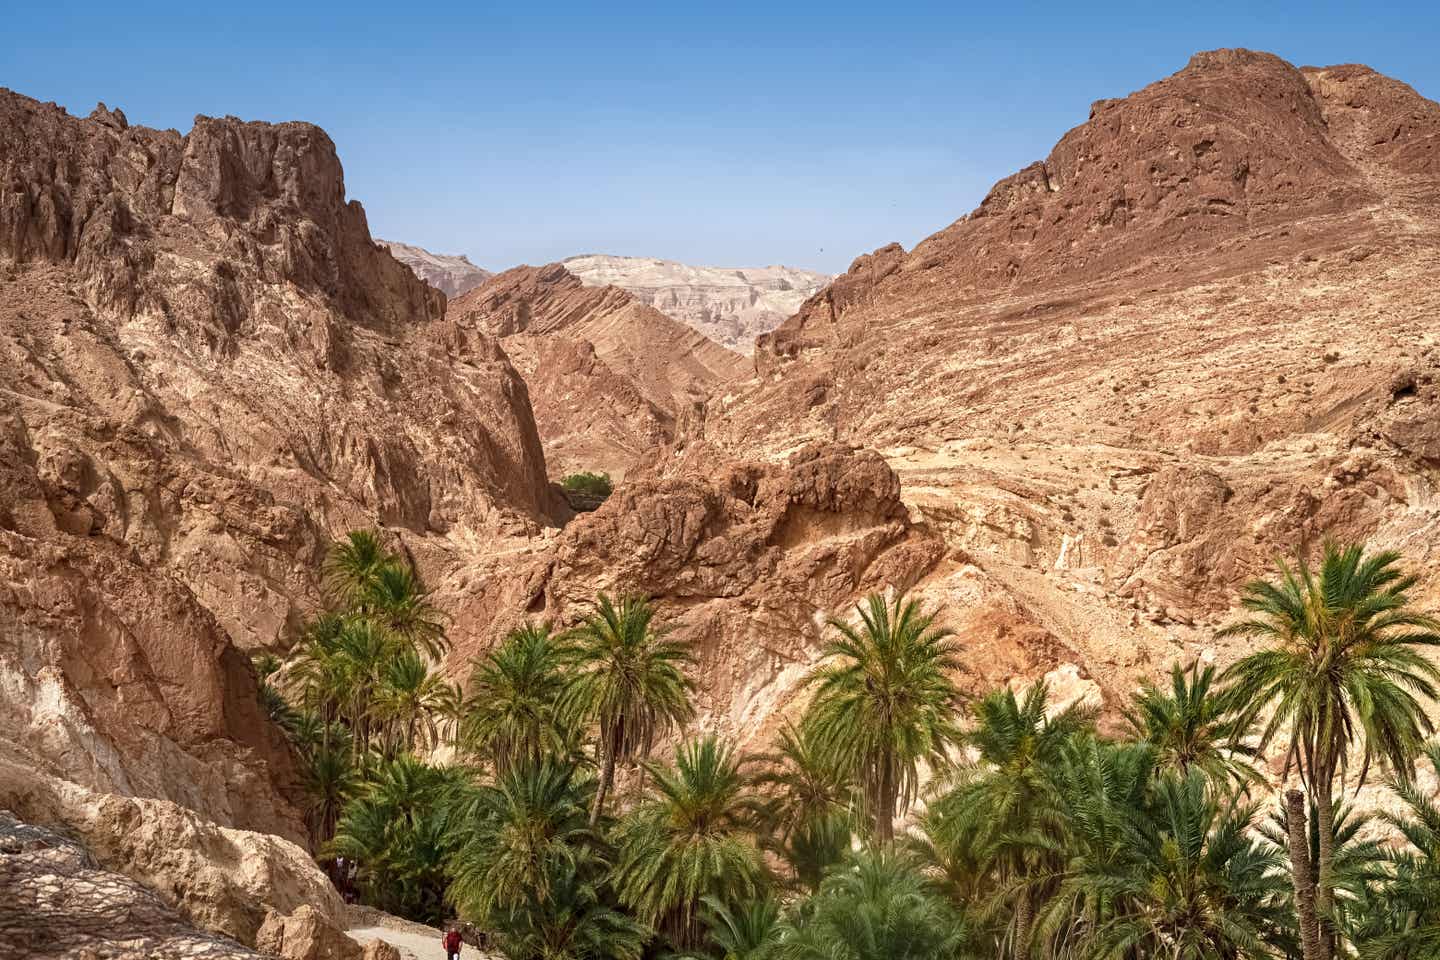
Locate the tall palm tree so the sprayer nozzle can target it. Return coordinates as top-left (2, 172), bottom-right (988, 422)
top-left (802, 592), bottom-right (963, 843)
top-left (932, 683), bottom-right (1092, 958)
top-left (447, 761), bottom-right (598, 924)
top-left (1124, 660), bottom-right (1261, 789)
top-left (771, 848), bottom-right (974, 960)
top-left (561, 594), bottom-right (694, 825)
top-left (461, 623), bottom-right (576, 775)
top-left (364, 561), bottom-right (447, 659)
top-left (303, 740), bottom-right (358, 842)
top-left (1220, 542), bottom-right (1440, 958)
top-left (612, 735), bottom-right (767, 949)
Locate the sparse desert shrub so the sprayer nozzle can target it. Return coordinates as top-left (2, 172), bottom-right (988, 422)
top-left (561, 471), bottom-right (614, 497)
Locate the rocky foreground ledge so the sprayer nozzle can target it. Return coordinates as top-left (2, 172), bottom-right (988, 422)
top-left (0, 811), bottom-right (262, 959)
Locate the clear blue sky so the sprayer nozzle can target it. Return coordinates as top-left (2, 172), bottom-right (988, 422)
top-left (5, 2), bottom-right (1438, 274)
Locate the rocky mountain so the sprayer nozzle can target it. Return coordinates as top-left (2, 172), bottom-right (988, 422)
top-left (447, 263), bottom-right (750, 477)
top-left (6, 47), bottom-right (1440, 955)
top-left (562, 253), bottom-right (829, 354)
top-left (0, 87), bottom-right (565, 853)
top-left (694, 49), bottom-right (1440, 699)
top-left (377, 239), bottom-right (491, 297)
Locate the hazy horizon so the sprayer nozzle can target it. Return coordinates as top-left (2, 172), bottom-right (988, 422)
top-left (6, 1), bottom-right (1438, 274)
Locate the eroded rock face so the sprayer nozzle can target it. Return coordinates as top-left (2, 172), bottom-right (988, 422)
top-left (698, 49), bottom-right (1440, 703)
top-left (450, 443), bottom-right (945, 742)
top-left (0, 87), bottom-right (561, 835)
top-left (256, 906), bottom-right (361, 960)
top-left (562, 254), bottom-right (829, 355)
top-left (0, 811), bottom-right (265, 959)
top-left (0, 762), bottom-right (344, 945)
top-left (448, 263), bottom-right (749, 476)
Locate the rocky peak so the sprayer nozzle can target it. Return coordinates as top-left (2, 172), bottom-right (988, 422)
top-left (378, 239), bottom-right (493, 297)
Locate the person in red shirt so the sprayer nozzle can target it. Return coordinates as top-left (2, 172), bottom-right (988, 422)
top-left (442, 925), bottom-right (463, 960)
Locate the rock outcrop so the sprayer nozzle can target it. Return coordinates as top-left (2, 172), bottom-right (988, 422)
top-left (378, 240), bottom-right (492, 297)
top-left (449, 443), bottom-right (945, 742)
top-left (0, 762), bottom-right (345, 945)
top-left (0, 87), bottom-right (562, 840)
top-left (562, 254), bottom-right (828, 354)
top-left (0, 811), bottom-right (265, 959)
top-left (448, 263), bottom-right (749, 476)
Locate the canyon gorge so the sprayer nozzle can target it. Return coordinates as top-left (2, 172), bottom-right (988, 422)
top-left (3, 44), bottom-right (1440, 957)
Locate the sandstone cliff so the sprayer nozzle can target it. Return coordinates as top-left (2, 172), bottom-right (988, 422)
top-left (562, 254), bottom-right (829, 355)
top-left (378, 239), bottom-right (492, 297)
top-left (447, 262), bottom-right (750, 476)
top-left (0, 88), bottom-right (563, 844)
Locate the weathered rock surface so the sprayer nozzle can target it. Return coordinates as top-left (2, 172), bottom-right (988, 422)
top-left (448, 263), bottom-right (749, 476)
top-left (0, 86), bottom-right (561, 837)
top-left (256, 905), bottom-right (361, 960)
top-left (378, 240), bottom-right (492, 297)
top-left (562, 254), bottom-right (828, 355)
top-left (448, 443), bottom-right (945, 742)
top-left (0, 762), bottom-right (344, 945)
top-left (0, 810), bottom-right (265, 959)
top-left (697, 50), bottom-right (1440, 702)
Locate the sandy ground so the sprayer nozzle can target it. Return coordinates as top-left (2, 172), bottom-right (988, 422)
top-left (348, 925), bottom-right (451, 960)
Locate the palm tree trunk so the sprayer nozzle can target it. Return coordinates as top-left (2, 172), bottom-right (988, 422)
top-left (876, 752), bottom-right (896, 844)
top-left (1013, 887), bottom-right (1033, 960)
top-left (1286, 788), bottom-right (1323, 960)
top-left (1315, 772), bottom-right (1336, 960)
top-left (590, 737), bottom-right (616, 827)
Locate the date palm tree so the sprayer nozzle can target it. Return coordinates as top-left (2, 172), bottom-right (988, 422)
top-left (1060, 770), bottom-right (1297, 959)
top-left (936, 682), bottom-right (1092, 958)
top-left (364, 561), bottom-right (447, 659)
top-left (1124, 659), bottom-right (1261, 789)
top-left (561, 594), bottom-right (694, 825)
top-left (447, 761), bottom-right (598, 925)
top-left (461, 623), bottom-right (576, 775)
top-left (612, 735), bottom-right (767, 949)
top-left (1360, 741), bottom-right (1440, 959)
top-left (1220, 542), bottom-right (1440, 958)
top-left (801, 592), bottom-right (963, 843)
top-left (324, 529), bottom-right (390, 607)
top-left (753, 722), bottom-right (855, 891)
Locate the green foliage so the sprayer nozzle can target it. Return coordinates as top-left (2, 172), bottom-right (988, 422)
top-left (801, 593), bottom-right (963, 842)
top-left (771, 849), bottom-right (975, 960)
top-left (260, 535), bottom-right (1440, 960)
top-left (562, 594), bottom-right (695, 824)
top-left (613, 735), bottom-right (767, 949)
top-left (1124, 659), bottom-right (1261, 788)
top-left (561, 471), bottom-right (614, 498)
top-left (460, 623), bottom-right (577, 775)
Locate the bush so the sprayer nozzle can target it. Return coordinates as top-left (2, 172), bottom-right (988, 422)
top-left (561, 471), bottom-right (613, 498)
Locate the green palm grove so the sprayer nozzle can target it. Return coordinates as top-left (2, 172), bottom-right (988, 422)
top-left (259, 534), bottom-right (1440, 960)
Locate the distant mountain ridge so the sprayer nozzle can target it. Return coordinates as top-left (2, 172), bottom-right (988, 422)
top-left (378, 239), bottom-right (492, 297)
top-left (562, 253), bottom-right (829, 354)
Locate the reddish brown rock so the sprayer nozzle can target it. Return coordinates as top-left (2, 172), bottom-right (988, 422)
top-left (0, 86), bottom-right (561, 835)
top-left (449, 263), bottom-right (749, 476)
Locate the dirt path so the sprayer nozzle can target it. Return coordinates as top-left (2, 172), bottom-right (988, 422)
top-left (347, 925), bottom-right (450, 960)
